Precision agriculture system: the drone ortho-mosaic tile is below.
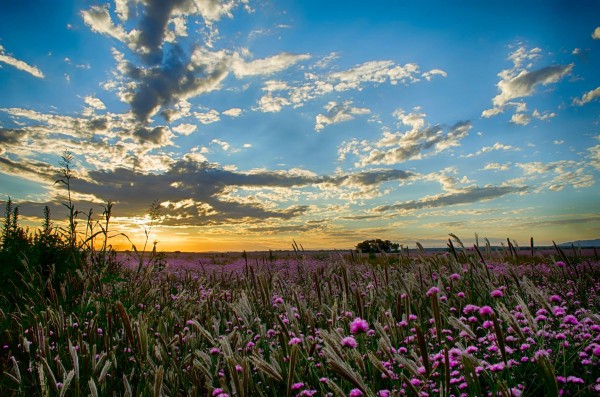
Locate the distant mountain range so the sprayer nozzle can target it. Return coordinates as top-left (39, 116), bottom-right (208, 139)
top-left (559, 239), bottom-right (600, 247)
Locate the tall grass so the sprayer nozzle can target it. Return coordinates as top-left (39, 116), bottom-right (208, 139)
top-left (0, 185), bottom-right (598, 395)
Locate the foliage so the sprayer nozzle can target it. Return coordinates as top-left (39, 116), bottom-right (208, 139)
top-left (356, 239), bottom-right (400, 253)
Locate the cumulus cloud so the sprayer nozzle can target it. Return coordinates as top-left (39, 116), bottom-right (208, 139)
top-left (516, 160), bottom-right (595, 191)
top-left (510, 113), bottom-right (531, 125)
top-left (353, 117), bottom-right (471, 166)
top-left (573, 86), bottom-right (600, 106)
top-left (172, 123), bottom-right (197, 135)
top-left (257, 60), bottom-right (436, 113)
top-left (463, 142), bottom-right (518, 158)
top-left (314, 101), bottom-right (370, 131)
top-left (482, 45), bottom-right (573, 121)
top-left (592, 27), bottom-right (600, 40)
top-left (83, 0), bottom-right (308, 123)
top-left (483, 162), bottom-right (511, 171)
top-left (84, 96), bottom-right (106, 110)
top-left (81, 5), bottom-right (128, 42)
top-left (0, 44), bottom-right (44, 78)
top-left (422, 68), bottom-right (447, 81)
top-left (222, 108), bottom-right (243, 117)
top-left (492, 65), bottom-right (573, 109)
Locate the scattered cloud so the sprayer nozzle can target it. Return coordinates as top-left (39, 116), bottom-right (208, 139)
top-left (482, 45), bottom-right (572, 122)
top-left (373, 185), bottom-right (528, 213)
top-left (81, 5), bottom-right (128, 42)
top-left (510, 113), bottom-right (531, 125)
top-left (422, 68), bottom-right (447, 81)
top-left (572, 86), bottom-right (600, 106)
top-left (592, 27), bottom-right (600, 40)
top-left (84, 96), bottom-right (106, 110)
top-left (0, 44), bottom-right (44, 78)
top-left (482, 162), bottom-right (511, 171)
top-left (222, 108), bottom-right (243, 117)
top-left (231, 52), bottom-right (311, 78)
top-left (340, 109), bottom-right (471, 166)
top-left (315, 101), bottom-right (370, 131)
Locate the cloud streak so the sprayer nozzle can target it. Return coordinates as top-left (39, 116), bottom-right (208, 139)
top-left (0, 45), bottom-right (44, 78)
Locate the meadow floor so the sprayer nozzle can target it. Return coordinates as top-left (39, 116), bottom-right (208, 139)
top-left (1, 248), bottom-right (599, 396)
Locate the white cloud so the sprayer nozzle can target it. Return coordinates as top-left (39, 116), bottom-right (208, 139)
top-left (231, 52), bottom-right (311, 78)
top-left (592, 27), bottom-right (600, 40)
top-left (222, 108), bottom-right (243, 117)
top-left (422, 68), bottom-right (447, 81)
top-left (0, 45), bottom-right (44, 78)
top-left (510, 113), bottom-right (531, 125)
top-left (482, 45), bottom-right (573, 121)
top-left (573, 86), bottom-right (600, 106)
top-left (257, 93), bottom-right (290, 113)
top-left (532, 109), bottom-right (556, 120)
top-left (464, 142), bottom-right (518, 158)
top-left (81, 5), bottom-right (128, 42)
top-left (353, 115), bottom-right (471, 166)
top-left (483, 162), bottom-right (511, 171)
top-left (329, 61), bottom-right (420, 91)
top-left (172, 123), bottom-right (197, 135)
top-left (211, 139), bottom-right (231, 151)
top-left (314, 101), bottom-right (370, 131)
top-left (84, 96), bottom-right (106, 110)
top-left (194, 109), bottom-right (221, 124)
top-left (491, 65), bottom-right (573, 109)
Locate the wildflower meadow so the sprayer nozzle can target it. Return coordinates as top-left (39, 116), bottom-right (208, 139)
top-left (0, 194), bottom-right (599, 396)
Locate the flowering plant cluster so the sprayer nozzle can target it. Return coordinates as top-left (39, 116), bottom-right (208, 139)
top-left (1, 242), bottom-right (599, 396)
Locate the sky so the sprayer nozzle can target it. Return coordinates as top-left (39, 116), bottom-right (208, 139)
top-left (0, 0), bottom-right (599, 252)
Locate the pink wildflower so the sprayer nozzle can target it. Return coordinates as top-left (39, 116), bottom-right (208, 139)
top-left (563, 315), bottom-right (579, 325)
top-left (426, 287), bottom-right (440, 297)
top-left (349, 389), bottom-right (363, 397)
top-left (292, 382), bottom-right (305, 390)
top-left (350, 317), bottom-right (369, 334)
top-left (556, 261), bottom-right (566, 267)
top-left (479, 306), bottom-right (493, 316)
top-left (341, 336), bottom-right (358, 348)
top-left (490, 289), bottom-right (504, 298)
top-left (289, 337), bottom-right (302, 345)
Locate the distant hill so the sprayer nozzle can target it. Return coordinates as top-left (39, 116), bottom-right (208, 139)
top-left (559, 239), bottom-right (600, 247)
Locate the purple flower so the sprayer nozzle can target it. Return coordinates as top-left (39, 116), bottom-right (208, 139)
top-left (341, 336), bottom-right (358, 348)
top-left (490, 289), bottom-right (504, 298)
top-left (289, 337), bottom-right (302, 345)
top-left (349, 389), bottom-right (363, 397)
top-left (479, 306), bottom-right (493, 316)
top-left (563, 315), bottom-right (579, 325)
top-left (378, 390), bottom-right (391, 397)
top-left (556, 261), bottom-right (566, 267)
top-left (426, 287), bottom-right (439, 297)
top-left (350, 317), bottom-right (369, 334)
top-left (292, 382), bottom-right (305, 390)
top-left (549, 295), bottom-right (561, 303)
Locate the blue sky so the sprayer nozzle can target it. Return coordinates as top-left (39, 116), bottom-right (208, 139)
top-left (0, 0), bottom-right (599, 251)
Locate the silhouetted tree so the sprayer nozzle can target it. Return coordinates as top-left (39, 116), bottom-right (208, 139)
top-left (356, 239), bottom-right (400, 253)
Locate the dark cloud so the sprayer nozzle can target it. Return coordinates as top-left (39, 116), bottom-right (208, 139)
top-left (132, 125), bottom-right (173, 145)
top-left (375, 185), bottom-right (528, 213)
top-left (135, 0), bottom-right (188, 64)
top-left (0, 128), bottom-right (26, 145)
top-left (343, 169), bottom-right (414, 186)
top-left (126, 44), bottom-right (229, 123)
